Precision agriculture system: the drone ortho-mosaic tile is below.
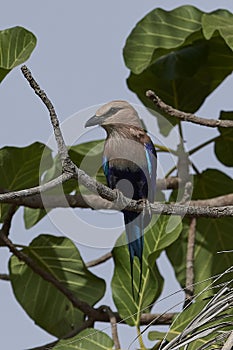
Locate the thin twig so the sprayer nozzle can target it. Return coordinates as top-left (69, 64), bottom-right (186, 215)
top-left (0, 204), bottom-right (17, 245)
top-left (0, 173), bottom-right (73, 203)
top-left (86, 252), bottom-right (112, 268)
top-left (1, 205), bottom-right (17, 235)
top-left (0, 273), bottom-right (10, 281)
top-left (146, 90), bottom-right (233, 128)
top-left (101, 306), bottom-right (121, 349)
top-left (184, 217), bottom-right (196, 308)
top-left (21, 66), bottom-right (74, 172)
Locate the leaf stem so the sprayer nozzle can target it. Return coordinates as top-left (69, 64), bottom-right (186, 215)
top-left (136, 325), bottom-right (146, 349)
top-left (154, 143), bottom-right (177, 155)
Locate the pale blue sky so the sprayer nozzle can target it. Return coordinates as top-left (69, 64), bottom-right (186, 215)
top-left (1, 1), bottom-right (233, 349)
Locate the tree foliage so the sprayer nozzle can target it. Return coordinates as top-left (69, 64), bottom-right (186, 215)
top-left (0, 6), bottom-right (233, 349)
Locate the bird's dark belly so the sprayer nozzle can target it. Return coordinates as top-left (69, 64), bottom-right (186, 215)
top-left (108, 163), bottom-right (149, 201)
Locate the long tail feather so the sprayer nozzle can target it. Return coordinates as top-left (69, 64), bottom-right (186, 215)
top-left (123, 211), bottom-right (144, 300)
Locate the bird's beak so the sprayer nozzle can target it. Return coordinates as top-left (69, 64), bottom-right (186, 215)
top-left (85, 115), bottom-right (101, 127)
top-left (85, 115), bottom-right (106, 128)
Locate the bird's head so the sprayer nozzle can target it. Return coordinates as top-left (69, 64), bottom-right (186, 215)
top-left (85, 101), bottom-right (143, 129)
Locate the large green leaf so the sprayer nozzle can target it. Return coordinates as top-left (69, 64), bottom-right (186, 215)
top-left (0, 142), bottom-right (52, 222)
top-left (0, 26), bottom-right (36, 82)
top-left (111, 216), bottom-right (182, 325)
top-left (69, 140), bottom-right (106, 190)
top-left (124, 6), bottom-right (233, 135)
top-left (214, 111), bottom-right (233, 167)
top-left (167, 169), bottom-right (233, 298)
top-left (53, 329), bottom-right (114, 349)
top-left (23, 140), bottom-right (107, 228)
top-left (202, 9), bottom-right (233, 48)
top-left (124, 6), bottom-right (203, 75)
top-left (9, 234), bottom-right (106, 337)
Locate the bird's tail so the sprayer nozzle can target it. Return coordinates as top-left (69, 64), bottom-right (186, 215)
top-left (123, 211), bottom-right (144, 301)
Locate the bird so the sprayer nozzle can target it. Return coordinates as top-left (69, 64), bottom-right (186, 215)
top-left (85, 101), bottom-right (157, 299)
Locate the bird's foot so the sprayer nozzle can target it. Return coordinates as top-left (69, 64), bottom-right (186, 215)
top-left (112, 188), bottom-right (130, 210)
top-left (138, 199), bottom-right (151, 226)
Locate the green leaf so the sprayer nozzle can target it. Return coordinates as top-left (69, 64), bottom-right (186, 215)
top-left (0, 142), bottom-right (52, 222)
top-left (9, 234), bottom-right (106, 337)
top-left (111, 216), bottom-right (182, 325)
top-left (54, 329), bottom-right (114, 349)
top-left (124, 6), bottom-right (203, 75)
top-left (167, 169), bottom-right (233, 297)
top-left (124, 6), bottom-right (233, 135)
top-left (69, 140), bottom-right (106, 190)
top-left (24, 140), bottom-right (107, 228)
top-left (24, 207), bottom-right (48, 229)
top-left (192, 169), bottom-right (233, 199)
top-left (0, 26), bottom-right (36, 82)
top-left (214, 111), bottom-right (233, 167)
top-left (202, 9), bottom-right (233, 49)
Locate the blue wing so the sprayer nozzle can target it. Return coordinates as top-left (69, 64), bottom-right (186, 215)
top-left (144, 141), bottom-right (157, 203)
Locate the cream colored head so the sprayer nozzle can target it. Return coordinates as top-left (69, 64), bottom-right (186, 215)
top-left (85, 100), bottom-right (143, 128)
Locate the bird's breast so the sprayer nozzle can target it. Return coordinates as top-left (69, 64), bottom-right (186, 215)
top-left (104, 135), bottom-right (147, 171)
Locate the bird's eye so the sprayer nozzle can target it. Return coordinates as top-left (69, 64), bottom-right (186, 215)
top-left (109, 107), bottom-right (120, 114)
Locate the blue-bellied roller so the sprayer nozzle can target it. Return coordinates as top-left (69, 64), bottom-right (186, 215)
top-left (85, 101), bottom-right (157, 299)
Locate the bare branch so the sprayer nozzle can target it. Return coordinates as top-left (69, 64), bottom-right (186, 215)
top-left (0, 176), bottom-right (181, 208)
top-left (146, 90), bottom-right (233, 128)
top-left (100, 306), bottom-right (121, 349)
top-left (26, 312), bottom-right (175, 349)
top-left (0, 204), bottom-right (17, 246)
top-left (0, 231), bottom-right (100, 319)
top-left (0, 173), bottom-right (73, 203)
top-left (0, 205), bottom-right (17, 236)
top-left (21, 66), bottom-right (74, 172)
top-left (0, 273), bottom-right (10, 281)
top-left (86, 252), bottom-right (112, 268)
top-left (1, 187), bottom-right (233, 211)
top-left (1, 187), bottom-right (233, 218)
top-left (184, 217), bottom-right (196, 307)
top-left (190, 193), bottom-right (233, 207)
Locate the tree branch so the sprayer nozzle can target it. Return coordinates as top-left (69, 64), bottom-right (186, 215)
top-left (21, 66), bottom-right (74, 172)
top-left (0, 205), bottom-right (17, 236)
top-left (0, 230), bottom-right (100, 319)
top-left (86, 252), bottom-right (112, 268)
top-left (0, 273), bottom-right (10, 281)
top-left (184, 217), bottom-right (196, 307)
top-left (1, 187), bottom-right (233, 210)
top-left (27, 312), bottom-right (175, 349)
top-left (1, 186), bottom-right (233, 218)
top-left (0, 173), bottom-right (73, 203)
top-left (146, 90), bottom-right (233, 128)
top-left (0, 204), bottom-right (17, 245)
top-left (0, 67), bottom-right (227, 220)
top-left (101, 306), bottom-right (121, 350)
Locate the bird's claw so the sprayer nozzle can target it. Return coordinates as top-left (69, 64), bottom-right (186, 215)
top-left (139, 199), bottom-right (151, 226)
